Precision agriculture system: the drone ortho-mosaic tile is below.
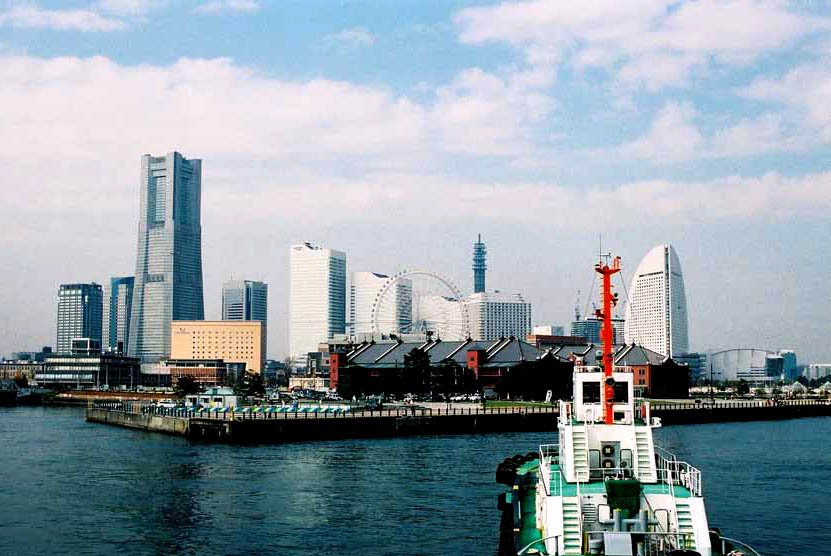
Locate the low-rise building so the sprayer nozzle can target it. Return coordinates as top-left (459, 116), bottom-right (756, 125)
top-left (171, 320), bottom-right (265, 373)
top-left (0, 361), bottom-right (43, 382)
top-left (40, 352), bottom-right (139, 390)
top-left (186, 386), bottom-right (239, 408)
top-left (145, 359), bottom-right (229, 389)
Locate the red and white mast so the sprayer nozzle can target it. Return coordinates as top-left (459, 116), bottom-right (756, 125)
top-left (594, 255), bottom-right (621, 425)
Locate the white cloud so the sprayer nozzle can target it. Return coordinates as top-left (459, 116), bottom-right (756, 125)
top-left (194, 0), bottom-right (259, 14)
top-left (610, 102), bottom-right (808, 162)
top-left (0, 54), bottom-right (558, 174)
top-left (432, 67), bottom-right (555, 156)
top-left (616, 101), bottom-right (704, 163)
top-left (454, 0), bottom-right (831, 91)
top-left (324, 27), bottom-right (375, 48)
top-left (707, 114), bottom-right (797, 158)
top-left (96, 0), bottom-right (165, 15)
top-left (742, 63), bottom-right (831, 142)
top-left (0, 5), bottom-right (125, 31)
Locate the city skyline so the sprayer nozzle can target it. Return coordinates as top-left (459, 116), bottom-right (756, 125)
top-left (0, 2), bottom-right (829, 362)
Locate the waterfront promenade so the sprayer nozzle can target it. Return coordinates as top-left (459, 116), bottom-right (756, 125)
top-left (86, 398), bottom-right (831, 443)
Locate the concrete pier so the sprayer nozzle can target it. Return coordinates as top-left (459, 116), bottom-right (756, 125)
top-left (85, 399), bottom-right (831, 444)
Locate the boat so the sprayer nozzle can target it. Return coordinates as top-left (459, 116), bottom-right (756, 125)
top-left (497, 255), bottom-right (761, 556)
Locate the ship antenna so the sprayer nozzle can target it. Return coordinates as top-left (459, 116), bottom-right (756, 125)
top-left (595, 253), bottom-right (621, 425)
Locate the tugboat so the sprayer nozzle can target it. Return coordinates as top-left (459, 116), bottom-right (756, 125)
top-left (497, 255), bottom-right (761, 556)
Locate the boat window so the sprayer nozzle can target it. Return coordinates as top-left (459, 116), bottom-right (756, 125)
top-left (613, 382), bottom-right (629, 403)
top-left (583, 381), bottom-right (601, 403)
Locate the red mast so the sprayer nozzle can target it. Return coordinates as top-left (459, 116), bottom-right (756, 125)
top-left (595, 256), bottom-right (621, 425)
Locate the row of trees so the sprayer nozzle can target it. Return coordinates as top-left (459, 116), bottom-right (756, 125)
top-left (172, 372), bottom-right (266, 399)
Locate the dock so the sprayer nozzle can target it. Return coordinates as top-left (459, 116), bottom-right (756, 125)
top-left (85, 399), bottom-right (831, 444)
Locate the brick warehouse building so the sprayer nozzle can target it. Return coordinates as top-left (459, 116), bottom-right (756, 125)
top-left (330, 337), bottom-right (574, 400)
top-left (331, 338), bottom-right (689, 400)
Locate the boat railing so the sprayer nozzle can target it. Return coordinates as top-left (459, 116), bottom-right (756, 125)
top-left (559, 400), bottom-right (572, 422)
top-left (517, 534), bottom-right (560, 555)
top-left (718, 535), bottom-right (764, 556)
top-left (538, 442), bottom-right (561, 496)
top-left (634, 398), bottom-right (651, 424)
top-left (584, 530), bottom-right (693, 556)
top-left (654, 445), bottom-right (702, 497)
top-left (573, 365), bottom-right (632, 373)
top-left (588, 466), bottom-right (636, 481)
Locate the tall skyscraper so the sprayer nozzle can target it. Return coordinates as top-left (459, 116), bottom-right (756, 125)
top-left (57, 283), bottom-right (103, 354)
top-left (103, 276), bottom-right (134, 353)
top-left (289, 243), bottom-right (346, 362)
top-left (624, 244), bottom-right (689, 357)
top-left (473, 234), bottom-right (487, 294)
top-left (466, 291), bottom-right (531, 340)
top-left (128, 152), bottom-right (204, 362)
top-left (222, 279), bottom-right (268, 356)
top-left (349, 271), bottom-right (411, 337)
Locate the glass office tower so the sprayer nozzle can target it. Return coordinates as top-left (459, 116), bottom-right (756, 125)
top-left (128, 152), bottom-right (204, 362)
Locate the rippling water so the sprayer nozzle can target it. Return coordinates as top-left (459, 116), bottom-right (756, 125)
top-left (0, 407), bottom-right (827, 555)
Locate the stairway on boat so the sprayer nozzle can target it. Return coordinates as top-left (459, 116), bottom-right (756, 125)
top-left (562, 498), bottom-right (582, 555)
top-left (572, 427), bottom-right (589, 482)
top-left (634, 428), bottom-right (656, 482)
top-left (675, 500), bottom-right (696, 551)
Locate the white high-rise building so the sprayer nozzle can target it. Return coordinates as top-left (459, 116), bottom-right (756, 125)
top-left (466, 291), bottom-right (531, 341)
top-left (624, 244), bottom-right (689, 357)
top-left (349, 271), bottom-right (411, 338)
top-left (289, 243), bottom-right (346, 363)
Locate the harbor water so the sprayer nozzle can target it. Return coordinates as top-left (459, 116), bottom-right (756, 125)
top-left (0, 407), bottom-right (828, 555)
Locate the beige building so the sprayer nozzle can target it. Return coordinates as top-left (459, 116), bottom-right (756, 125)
top-left (170, 321), bottom-right (265, 373)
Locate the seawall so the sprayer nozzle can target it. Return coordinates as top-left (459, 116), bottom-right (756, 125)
top-left (85, 400), bottom-right (831, 444)
top-left (652, 400), bottom-right (831, 425)
top-left (86, 407), bottom-right (189, 436)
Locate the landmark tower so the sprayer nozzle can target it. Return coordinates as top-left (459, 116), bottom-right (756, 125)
top-left (128, 152), bottom-right (204, 361)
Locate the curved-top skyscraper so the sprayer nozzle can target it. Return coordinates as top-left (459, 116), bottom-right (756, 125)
top-left (623, 244), bottom-right (689, 357)
top-left (128, 152), bottom-right (204, 362)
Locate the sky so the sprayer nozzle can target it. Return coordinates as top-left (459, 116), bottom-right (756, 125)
top-left (0, 0), bottom-right (829, 363)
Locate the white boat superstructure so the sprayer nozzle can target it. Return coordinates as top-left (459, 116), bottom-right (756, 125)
top-left (498, 255), bottom-right (761, 556)
top-left (535, 365), bottom-right (711, 555)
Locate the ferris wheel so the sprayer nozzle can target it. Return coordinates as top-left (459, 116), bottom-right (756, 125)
top-left (370, 269), bottom-right (470, 341)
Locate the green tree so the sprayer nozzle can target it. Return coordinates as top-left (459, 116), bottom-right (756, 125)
top-left (736, 379), bottom-right (750, 396)
top-left (403, 348), bottom-right (431, 394)
top-left (234, 372), bottom-right (266, 397)
top-left (754, 387), bottom-right (766, 398)
top-left (174, 375), bottom-right (200, 398)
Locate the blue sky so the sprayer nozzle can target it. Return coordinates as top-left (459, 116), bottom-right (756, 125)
top-left (0, 0), bottom-right (829, 363)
